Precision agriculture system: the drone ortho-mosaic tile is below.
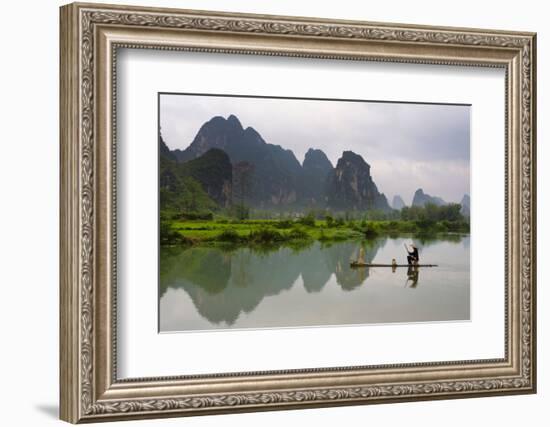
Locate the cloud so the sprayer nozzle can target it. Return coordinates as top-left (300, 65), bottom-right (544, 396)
top-left (160, 94), bottom-right (470, 203)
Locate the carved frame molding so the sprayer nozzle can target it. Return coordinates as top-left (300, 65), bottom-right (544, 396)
top-left (60, 2), bottom-right (536, 423)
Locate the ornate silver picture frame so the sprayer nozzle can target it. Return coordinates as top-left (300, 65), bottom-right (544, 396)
top-left (60, 2), bottom-right (536, 423)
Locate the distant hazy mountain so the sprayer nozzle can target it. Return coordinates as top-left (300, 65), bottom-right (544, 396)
top-left (392, 195), bottom-right (406, 210)
top-left (412, 188), bottom-right (447, 207)
top-left (326, 151), bottom-right (390, 211)
top-left (460, 194), bottom-right (470, 217)
top-left (301, 148), bottom-right (333, 206)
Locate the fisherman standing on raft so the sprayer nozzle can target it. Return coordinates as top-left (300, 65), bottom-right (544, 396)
top-left (404, 243), bottom-right (419, 266)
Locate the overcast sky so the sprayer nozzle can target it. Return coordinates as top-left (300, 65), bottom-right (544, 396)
top-left (160, 94), bottom-right (470, 205)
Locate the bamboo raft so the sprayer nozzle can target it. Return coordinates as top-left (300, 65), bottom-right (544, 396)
top-left (350, 262), bottom-right (438, 268)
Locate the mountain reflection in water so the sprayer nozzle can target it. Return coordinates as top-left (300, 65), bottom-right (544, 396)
top-left (160, 236), bottom-right (470, 332)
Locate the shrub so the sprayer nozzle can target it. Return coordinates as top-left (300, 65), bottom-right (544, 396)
top-left (440, 220), bottom-right (470, 232)
top-left (325, 215), bottom-right (335, 228)
top-left (415, 218), bottom-right (436, 231)
top-left (216, 228), bottom-right (242, 243)
top-left (433, 222), bottom-right (447, 233)
top-left (350, 221), bottom-right (364, 232)
top-left (398, 221), bottom-right (419, 233)
top-left (364, 223), bottom-right (379, 239)
top-left (287, 227), bottom-right (310, 240)
top-left (401, 203), bottom-right (464, 222)
top-left (275, 219), bottom-right (294, 229)
top-left (388, 221), bottom-right (399, 230)
top-left (299, 212), bottom-right (316, 227)
top-left (249, 228), bottom-right (285, 244)
top-left (330, 230), bottom-right (353, 241)
top-left (160, 221), bottom-right (190, 245)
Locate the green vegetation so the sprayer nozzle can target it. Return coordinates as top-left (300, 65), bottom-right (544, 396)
top-left (159, 167), bottom-right (471, 247)
top-left (160, 211), bottom-right (469, 247)
top-left (401, 202), bottom-right (463, 222)
top-left (159, 145), bottom-right (232, 219)
top-left (160, 175), bottom-right (216, 219)
top-left (159, 220), bottom-right (192, 246)
top-left (159, 125), bottom-right (471, 249)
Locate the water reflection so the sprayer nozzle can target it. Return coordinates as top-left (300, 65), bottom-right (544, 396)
top-left (160, 235), bottom-right (470, 331)
top-left (405, 266), bottom-right (420, 288)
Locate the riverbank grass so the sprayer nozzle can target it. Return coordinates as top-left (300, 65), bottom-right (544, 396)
top-left (163, 217), bottom-right (469, 246)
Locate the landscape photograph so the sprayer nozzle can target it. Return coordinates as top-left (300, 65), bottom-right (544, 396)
top-left (158, 93), bottom-right (471, 332)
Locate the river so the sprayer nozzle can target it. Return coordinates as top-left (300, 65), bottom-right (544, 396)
top-left (159, 235), bottom-right (470, 332)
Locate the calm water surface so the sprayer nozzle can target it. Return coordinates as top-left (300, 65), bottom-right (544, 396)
top-left (159, 236), bottom-right (470, 332)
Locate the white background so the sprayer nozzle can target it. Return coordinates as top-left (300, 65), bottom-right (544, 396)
top-left (118, 49), bottom-right (504, 378)
top-left (0, 0), bottom-right (546, 426)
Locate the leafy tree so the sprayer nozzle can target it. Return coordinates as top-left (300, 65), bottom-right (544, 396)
top-left (401, 203), bottom-right (466, 222)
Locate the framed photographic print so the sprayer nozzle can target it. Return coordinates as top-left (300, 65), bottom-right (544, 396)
top-left (60, 2), bottom-right (537, 423)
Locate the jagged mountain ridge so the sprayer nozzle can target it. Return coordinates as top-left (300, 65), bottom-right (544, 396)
top-left (412, 188), bottom-right (447, 207)
top-left (173, 115), bottom-right (302, 207)
top-left (162, 114), bottom-right (390, 211)
top-left (392, 195), bottom-right (406, 210)
top-left (301, 148), bottom-right (333, 206)
top-left (325, 151), bottom-right (390, 211)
